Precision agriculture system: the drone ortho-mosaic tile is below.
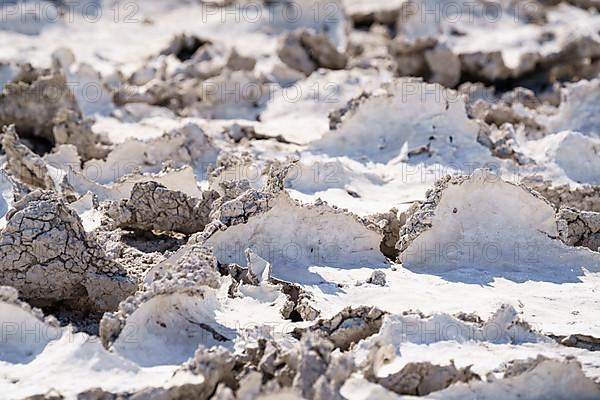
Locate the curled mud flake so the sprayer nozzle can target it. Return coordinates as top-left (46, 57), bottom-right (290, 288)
top-left (203, 190), bottom-right (387, 285)
top-left (0, 190), bottom-right (135, 312)
top-left (557, 207), bottom-right (600, 251)
top-left (314, 78), bottom-right (491, 166)
top-left (396, 170), bottom-right (600, 277)
top-left (105, 181), bottom-right (219, 235)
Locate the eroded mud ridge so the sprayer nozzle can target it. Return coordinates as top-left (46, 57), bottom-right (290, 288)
top-left (0, 0), bottom-right (600, 399)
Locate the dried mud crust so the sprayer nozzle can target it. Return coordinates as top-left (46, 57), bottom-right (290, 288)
top-left (3, 1), bottom-right (600, 398)
top-left (0, 190), bottom-right (136, 311)
top-left (105, 181), bottom-right (219, 235)
top-left (75, 305), bottom-right (592, 400)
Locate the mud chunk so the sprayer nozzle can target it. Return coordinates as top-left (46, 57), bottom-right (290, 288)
top-left (0, 190), bottom-right (135, 311)
top-left (2, 126), bottom-right (59, 191)
top-left (367, 208), bottom-right (404, 260)
top-left (375, 361), bottom-right (479, 396)
top-left (105, 181), bottom-right (219, 235)
top-left (299, 306), bottom-right (386, 351)
top-left (227, 48), bottom-right (257, 71)
top-left (100, 244), bottom-right (221, 351)
top-left (278, 30), bottom-right (347, 75)
top-left (367, 270), bottom-right (386, 286)
top-left (557, 207), bottom-right (600, 251)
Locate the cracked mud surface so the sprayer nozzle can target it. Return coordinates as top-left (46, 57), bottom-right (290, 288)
top-left (0, 0), bottom-right (600, 399)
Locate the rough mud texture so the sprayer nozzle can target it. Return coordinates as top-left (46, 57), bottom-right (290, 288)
top-left (529, 182), bottom-right (600, 212)
top-left (557, 207), bottom-right (600, 251)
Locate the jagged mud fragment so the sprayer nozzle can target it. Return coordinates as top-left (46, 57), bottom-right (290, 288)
top-left (344, 0), bottom-right (406, 26)
top-left (2, 126), bottom-right (75, 197)
top-left (0, 190), bottom-right (135, 311)
top-left (557, 208), bottom-right (600, 251)
top-left (297, 306), bottom-right (386, 351)
top-left (100, 245), bottom-right (227, 366)
top-left (551, 333), bottom-right (600, 351)
top-left (397, 170), bottom-right (600, 274)
top-left (0, 65), bottom-right (106, 158)
top-left (0, 67), bottom-right (76, 144)
top-left (105, 181), bottom-right (219, 234)
top-left (367, 208), bottom-right (404, 259)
